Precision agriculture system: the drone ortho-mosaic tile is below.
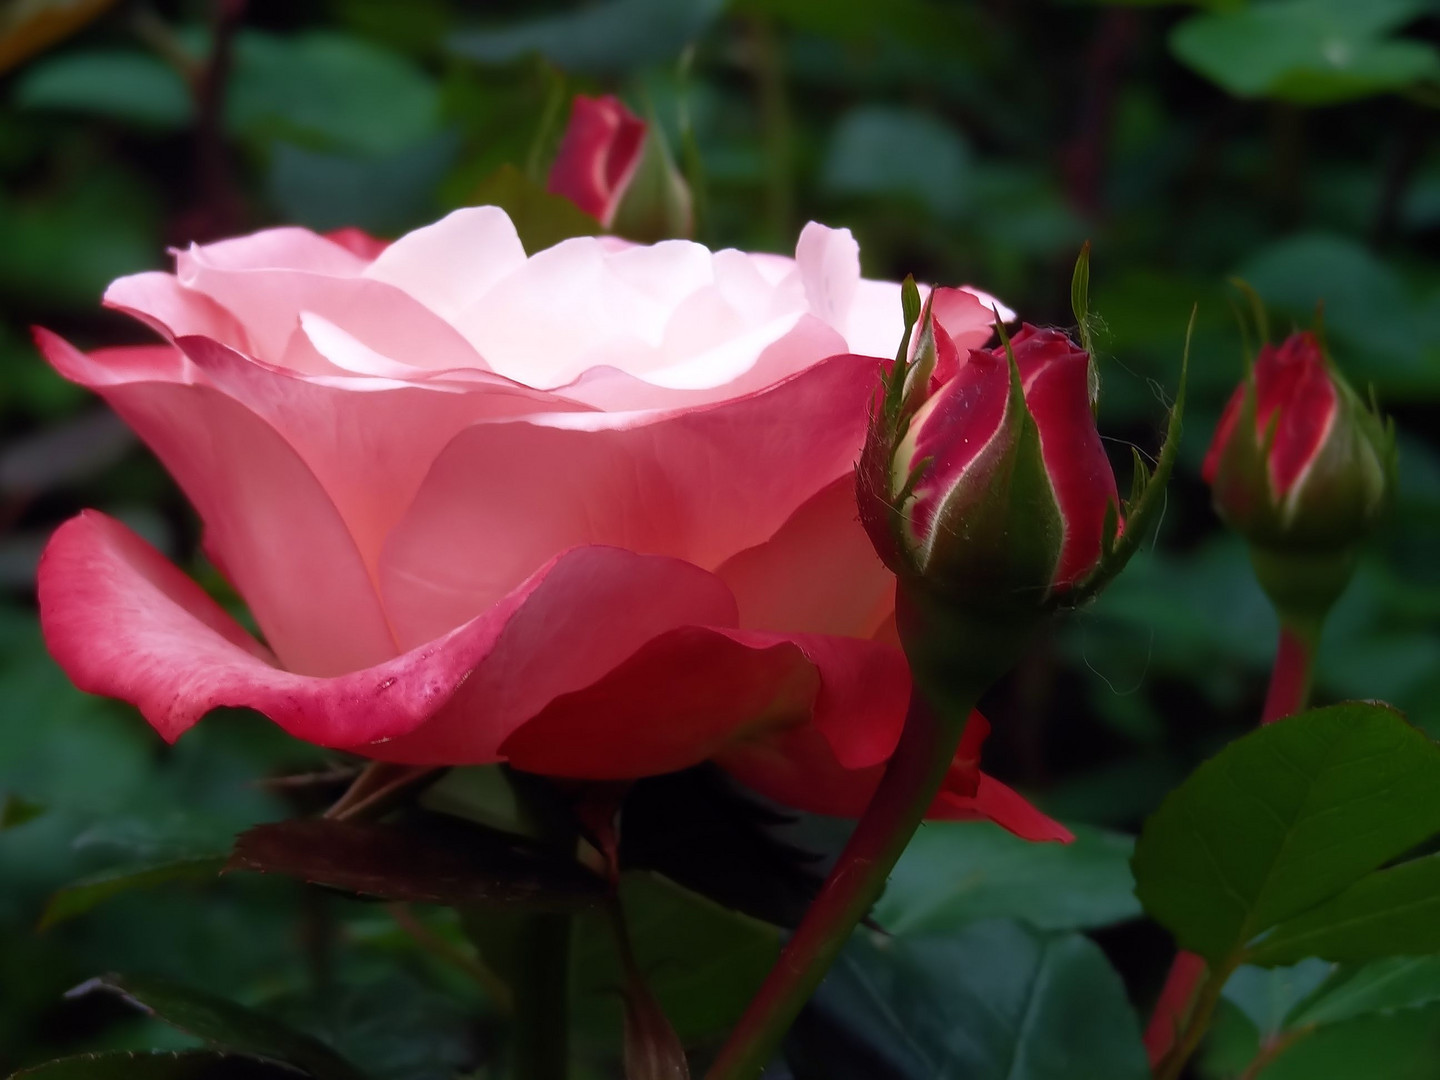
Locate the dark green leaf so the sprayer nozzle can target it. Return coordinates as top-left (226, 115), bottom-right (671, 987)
top-left (791, 921), bottom-right (1149, 1080)
top-left (1132, 703), bottom-right (1440, 963)
top-left (15, 51), bottom-right (194, 129)
top-left (572, 871), bottom-right (780, 1043)
top-left (1252, 853), bottom-right (1440, 966)
top-left (467, 164), bottom-right (601, 253)
top-left (821, 105), bottom-right (971, 221)
top-left (9, 1051), bottom-right (302, 1079)
top-left (266, 132), bottom-right (459, 235)
top-left (69, 975), bottom-right (368, 1080)
top-left (1170, 0), bottom-right (1440, 105)
top-left (449, 0), bottom-right (723, 74)
top-left (875, 821), bottom-right (1139, 934)
top-left (40, 855), bottom-right (227, 930)
top-left (1253, 1003), bottom-right (1440, 1080)
top-left (1289, 957), bottom-right (1440, 1029)
top-left (227, 818), bottom-right (603, 906)
top-left (1, 792), bottom-right (44, 829)
top-left (230, 31), bottom-right (441, 155)
top-left (1222, 960), bottom-right (1333, 1037)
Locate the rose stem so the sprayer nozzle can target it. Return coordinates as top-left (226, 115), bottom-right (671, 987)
top-left (1153, 957), bottom-right (1242, 1080)
top-left (704, 690), bottom-right (970, 1080)
top-left (1142, 620), bottom-right (1318, 1068)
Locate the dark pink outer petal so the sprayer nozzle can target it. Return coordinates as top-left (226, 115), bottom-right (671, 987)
top-left (37, 512), bottom-right (739, 761)
top-left (904, 346), bottom-right (1013, 554)
top-left (1201, 332), bottom-right (1339, 497)
top-left (547, 94), bottom-right (647, 227)
top-left (498, 626), bottom-right (1070, 837)
top-left (1257, 333), bottom-right (1338, 495)
top-left (1018, 333), bottom-right (1118, 587)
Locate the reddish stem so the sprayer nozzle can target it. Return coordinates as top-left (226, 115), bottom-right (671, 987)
top-left (1142, 951), bottom-right (1207, 1066)
top-left (1144, 621), bottom-right (1317, 1068)
top-left (704, 692), bottom-right (969, 1080)
top-left (1260, 623), bottom-right (1316, 725)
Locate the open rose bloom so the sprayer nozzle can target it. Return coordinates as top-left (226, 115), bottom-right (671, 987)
top-left (36, 207), bottom-right (1065, 841)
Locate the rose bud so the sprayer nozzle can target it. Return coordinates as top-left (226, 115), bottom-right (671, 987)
top-left (1202, 330), bottom-right (1393, 622)
top-left (858, 289), bottom-right (1129, 700)
top-left (859, 297), bottom-right (1118, 601)
top-left (547, 94), bottom-right (692, 240)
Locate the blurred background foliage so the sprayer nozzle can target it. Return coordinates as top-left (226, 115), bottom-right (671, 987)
top-left (3, 0), bottom-right (1440, 1077)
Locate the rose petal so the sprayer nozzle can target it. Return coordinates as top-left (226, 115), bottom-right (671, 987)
top-left (379, 352), bottom-right (878, 647)
top-left (177, 232), bottom-right (487, 372)
top-left (39, 513), bottom-right (737, 761)
top-left (38, 331), bottom-right (395, 676)
top-left (104, 271), bottom-right (254, 355)
top-left (929, 285), bottom-right (1002, 352)
top-left (499, 628), bottom-right (818, 778)
top-left (172, 335), bottom-right (576, 577)
top-left (362, 206), bottom-right (527, 323)
top-left (1020, 335), bottom-right (1118, 587)
top-left (717, 475), bottom-right (894, 638)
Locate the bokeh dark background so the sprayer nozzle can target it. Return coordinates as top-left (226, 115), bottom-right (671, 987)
top-left (3, 0), bottom-right (1440, 1076)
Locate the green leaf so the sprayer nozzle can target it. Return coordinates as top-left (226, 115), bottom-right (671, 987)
top-left (40, 855), bottom-right (227, 930)
top-left (70, 975), bottom-right (369, 1080)
top-left (1222, 960), bottom-right (1334, 1037)
top-left (1289, 957), bottom-right (1440, 1028)
top-left (449, 0), bottom-right (724, 74)
top-left (228, 818), bottom-right (603, 906)
top-left (1251, 1002), bottom-right (1440, 1080)
top-left (1132, 703), bottom-right (1440, 964)
top-left (266, 132), bottom-right (460, 235)
top-left (572, 871), bottom-right (781, 1043)
top-left (821, 105), bottom-right (971, 222)
top-left (467, 164), bottom-right (602, 253)
top-left (792, 921), bottom-right (1149, 1079)
top-left (1170, 0), bottom-right (1440, 105)
top-left (1, 792), bottom-right (44, 829)
top-left (9, 1051), bottom-right (301, 1079)
top-left (229, 30), bottom-right (442, 156)
top-left (15, 50), bottom-right (194, 129)
top-left (1252, 853), bottom-right (1440, 966)
top-left (875, 821), bottom-right (1140, 934)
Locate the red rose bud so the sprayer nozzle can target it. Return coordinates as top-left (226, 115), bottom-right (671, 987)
top-left (860, 302), bottom-right (1118, 608)
top-left (548, 94), bottom-right (693, 240)
top-left (858, 290), bottom-right (1124, 702)
top-left (548, 94), bottom-right (647, 227)
top-left (1203, 330), bottom-right (1393, 621)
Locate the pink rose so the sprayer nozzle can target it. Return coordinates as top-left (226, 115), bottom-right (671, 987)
top-left (547, 94), bottom-right (647, 227)
top-left (35, 209), bottom-right (1064, 840)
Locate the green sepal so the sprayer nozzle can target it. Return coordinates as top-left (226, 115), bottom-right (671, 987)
top-left (899, 292), bottom-right (942, 418)
top-left (1228, 276), bottom-right (1271, 347)
top-left (1064, 304), bottom-right (1193, 608)
top-left (1070, 241), bottom-right (1100, 412)
top-left (610, 102), bottom-right (695, 244)
top-left (881, 275), bottom-right (924, 432)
